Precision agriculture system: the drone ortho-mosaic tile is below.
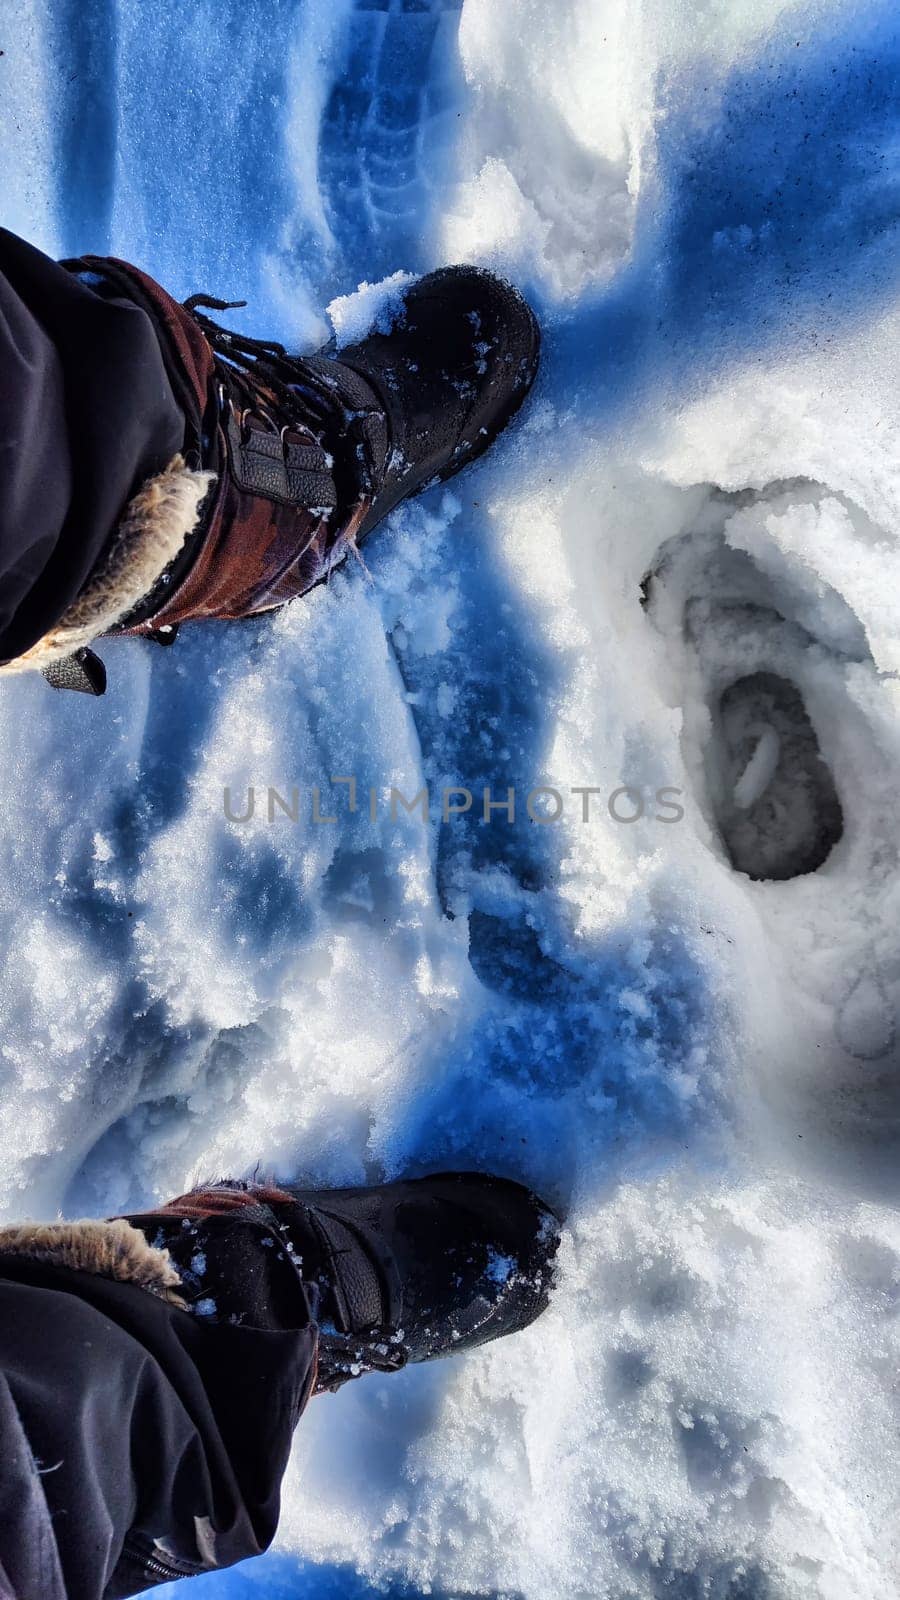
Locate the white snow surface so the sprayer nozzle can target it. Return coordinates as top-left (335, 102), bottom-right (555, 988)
top-left (327, 270), bottom-right (417, 348)
top-left (2, 1), bottom-right (900, 1596)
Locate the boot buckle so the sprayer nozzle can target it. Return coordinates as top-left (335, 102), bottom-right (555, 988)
top-left (226, 408), bottom-right (338, 512)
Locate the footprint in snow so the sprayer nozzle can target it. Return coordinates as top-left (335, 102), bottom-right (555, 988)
top-left (705, 667), bottom-right (843, 882)
top-left (641, 480), bottom-right (900, 1083)
top-left (318, 0), bottom-right (466, 284)
top-left (642, 489), bottom-right (857, 884)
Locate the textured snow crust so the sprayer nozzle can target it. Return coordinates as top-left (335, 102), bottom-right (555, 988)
top-left (2, 0), bottom-right (900, 1596)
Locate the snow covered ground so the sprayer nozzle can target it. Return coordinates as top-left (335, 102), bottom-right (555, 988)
top-left (2, 0), bottom-right (900, 1595)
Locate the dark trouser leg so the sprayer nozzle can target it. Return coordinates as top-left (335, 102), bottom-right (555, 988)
top-left (0, 1213), bottom-right (316, 1599)
top-left (0, 229), bottom-right (186, 663)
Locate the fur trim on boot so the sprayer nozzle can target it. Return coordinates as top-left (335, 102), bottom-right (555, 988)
top-left (0, 1217), bottom-right (186, 1306)
top-left (1, 454), bottom-right (215, 675)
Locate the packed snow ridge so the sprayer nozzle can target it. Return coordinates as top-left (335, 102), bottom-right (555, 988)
top-left (1, 0), bottom-right (899, 1596)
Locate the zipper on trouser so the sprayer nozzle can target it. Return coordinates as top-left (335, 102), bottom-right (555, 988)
top-left (121, 1535), bottom-right (204, 1584)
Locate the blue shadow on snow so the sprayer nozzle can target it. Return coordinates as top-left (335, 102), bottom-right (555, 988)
top-left (547, 0), bottom-right (900, 425)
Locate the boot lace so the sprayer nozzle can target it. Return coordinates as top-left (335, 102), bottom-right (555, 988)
top-left (182, 294), bottom-right (382, 502)
top-left (184, 294), bottom-right (308, 430)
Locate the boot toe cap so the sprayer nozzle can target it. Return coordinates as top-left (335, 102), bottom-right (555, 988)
top-left (402, 1172), bottom-right (562, 1359)
top-left (410, 264), bottom-right (541, 405)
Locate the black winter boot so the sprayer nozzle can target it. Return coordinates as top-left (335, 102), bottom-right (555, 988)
top-left (10, 254), bottom-right (540, 693)
top-left (302, 266), bottom-right (541, 543)
top-left (112, 266), bottom-right (541, 643)
top-left (282, 1171), bottom-right (560, 1391)
top-left (124, 1172), bottom-right (561, 1394)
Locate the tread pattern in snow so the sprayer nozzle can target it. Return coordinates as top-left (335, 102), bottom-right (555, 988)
top-left (319, 0), bottom-right (465, 277)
